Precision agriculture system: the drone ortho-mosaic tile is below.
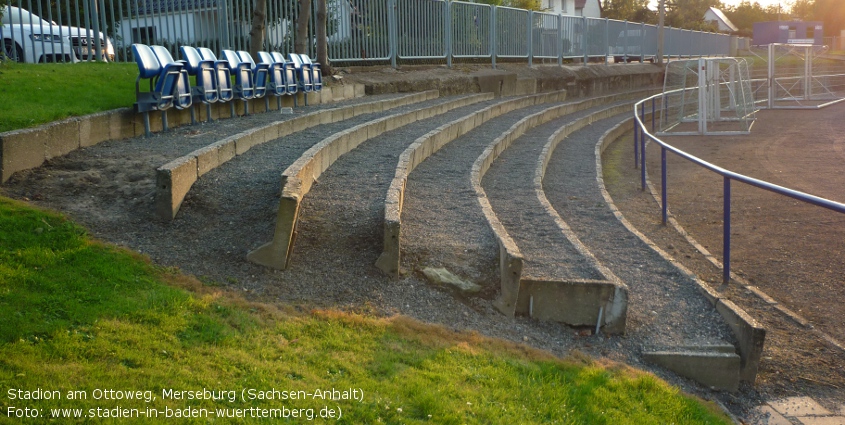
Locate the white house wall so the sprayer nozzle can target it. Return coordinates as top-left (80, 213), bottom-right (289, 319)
top-left (542, 0), bottom-right (576, 16)
top-left (581, 0), bottom-right (601, 19)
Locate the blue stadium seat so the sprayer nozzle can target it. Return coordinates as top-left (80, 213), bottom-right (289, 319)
top-left (131, 43), bottom-right (189, 137)
top-left (236, 51), bottom-right (269, 99)
top-left (197, 47), bottom-right (234, 105)
top-left (149, 45), bottom-right (192, 111)
top-left (299, 54), bottom-right (323, 92)
top-left (288, 53), bottom-right (314, 94)
top-left (180, 45), bottom-right (218, 123)
top-left (222, 49), bottom-right (258, 115)
top-left (259, 51), bottom-right (297, 109)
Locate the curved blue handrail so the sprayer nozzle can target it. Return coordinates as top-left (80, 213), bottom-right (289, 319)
top-left (632, 92), bottom-right (845, 282)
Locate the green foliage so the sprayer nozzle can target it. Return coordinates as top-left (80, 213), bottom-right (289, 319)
top-left (813, 0), bottom-right (845, 36)
top-left (603, 0), bottom-right (656, 24)
top-left (0, 61), bottom-right (136, 132)
top-left (723, 1), bottom-right (780, 38)
top-left (665, 0), bottom-right (724, 31)
top-left (0, 196), bottom-right (733, 424)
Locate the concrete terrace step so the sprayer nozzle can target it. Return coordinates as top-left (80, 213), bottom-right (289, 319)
top-left (246, 92), bottom-right (497, 270)
top-left (377, 90), bottom-right (570, 278)
top-left (155, 90), bottom-right (441, 220)
top-left (480, 100), bottom-right (640, 332)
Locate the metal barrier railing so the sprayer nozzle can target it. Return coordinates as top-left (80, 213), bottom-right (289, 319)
top-left (632, 92), bottom-right (845, 284)
top-left (1, 0), bottom-right (738, 66)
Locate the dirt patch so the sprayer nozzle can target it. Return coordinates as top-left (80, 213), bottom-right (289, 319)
top-left (603, 105), bottom-right (845, 412)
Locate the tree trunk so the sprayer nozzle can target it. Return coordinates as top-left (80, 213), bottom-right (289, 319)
top-left (248, 0), bottom-right (267, 58)
top-left (316, 0), bottom-right (333, 75)
top-left (295, 0), bottom-right (312, 55)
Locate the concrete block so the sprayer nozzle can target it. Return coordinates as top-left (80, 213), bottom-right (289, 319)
top-left (492, 245), bottom-right (523, 318)
top-left (195, 145), bottom-right (219, 177)
top-left (320, 88), bottom-right (333, 104)
top-left (716, 299), bottom-right (766, 383)
top-left (156, 156), bottom-right (198, 220)
top-left (0, 128), bottom-right (46, 183)
top-left (278, 120), bottom-right (294, 139)
top-left (213, 137), bottom-right (237, 165)
top-left (247, 194), bottom-right (300, 270)
top-left (354, 84), bottom-right (364, 98)
top-left (79, 111), bottom-right (111, 147)
top-left (643, 351), bottom-right (740, 392)
top-left (111, 109), bottom-right (136, 141)
top-left (515, 279), bottom-right (626, 333)
top-left (234, 130), bottom-right (258, 155)
top-left (45, 118), bottom-right (81, 160)
top-left (376, 216), bottom-right (401, 278)
top-left (750, 406), bottom-right (792, 425)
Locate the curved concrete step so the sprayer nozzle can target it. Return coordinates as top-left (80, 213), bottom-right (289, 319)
top-left (479, 100), bottom-right (639, 332)
top-left (377, 90), bottom-right (569, 278)
top-left (155, 91), bottom-right (440, 220)
top-left (246, 93), bottom-right (495, 270)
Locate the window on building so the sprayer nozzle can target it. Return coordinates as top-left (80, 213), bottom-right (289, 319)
top-left (132, 26), bottom-right (157, 44)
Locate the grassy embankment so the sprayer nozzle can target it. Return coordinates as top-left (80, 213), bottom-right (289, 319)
top-left (0, 61), bottom-right (731, 424)
top-left (0, 61), bottom-right (136, 133)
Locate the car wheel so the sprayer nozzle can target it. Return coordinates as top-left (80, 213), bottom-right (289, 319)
top-left (2, 39), bottom-right (24, 63)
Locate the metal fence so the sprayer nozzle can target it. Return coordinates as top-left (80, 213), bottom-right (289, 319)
top-left (1, 0), bottom-right (735, 66)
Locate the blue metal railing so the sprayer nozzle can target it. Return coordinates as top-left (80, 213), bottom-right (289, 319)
top-left (633, 92), bottom-right (845, 283)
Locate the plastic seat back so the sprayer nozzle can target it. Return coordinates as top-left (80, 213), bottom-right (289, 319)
top-left (132, 43), bottom-right (161, 79)
top-left (180, 46), bottom-right (218, 103)
top-left (131, 43), bottom-right (179, 111)
top-left (259, 51), bottom-right (285, 96)
top-left (288, 53), bottom-right (312, 92)
top-left (300, 54), bottom-right (322, 91)
top-left (223, 49), bottom-right (255, 100)
top-left (237, 50), bottom-right (268, 98)
top-left (198, 47), bottom-right (233, 102)
top-left (271, 52), bottom-right (297, 95)
top-left (151, 45), bottom-right (192, 109)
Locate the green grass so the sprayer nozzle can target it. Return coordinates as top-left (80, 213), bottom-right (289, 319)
top-left (0, 197), bottom-right (732, 424)
top-left (0, 61), bottom-right (136, 133)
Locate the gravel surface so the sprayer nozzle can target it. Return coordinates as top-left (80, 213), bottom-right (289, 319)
top-left (1, 92), bottom-right (746, 414)
top-left (401, 101), bottom-right (577, 291)
top-left (483, 104), bottom-right (624, 282)
top-left (542, 114), bottom-right (735, 350)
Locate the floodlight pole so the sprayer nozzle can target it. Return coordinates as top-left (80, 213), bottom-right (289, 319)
top-left (657, 0), bottom-right (665, 65)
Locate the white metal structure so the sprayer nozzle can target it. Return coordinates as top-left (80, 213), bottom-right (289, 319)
top-left (659, 57), bottom-right (756, 136)
top-left (764, 43), bottom-right (845, 109)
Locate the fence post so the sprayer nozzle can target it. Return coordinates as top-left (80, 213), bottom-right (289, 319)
top-left (528, 10), bottom-right (533, 67)
top-left (557, 14), bottom-right (562, 66)
top-left (605, 18), bottom-right (609, 64)
top-left (634, 119), bottom-right (639, 169)
top-left (639, 22), bottom-right (645, 63)
top-left (661, 147), bottom-right (667, 224)
top-left (446, 1), bottom-right (452, 69)
top-left (389, 0), bottom-right (397, 69)
top-left (582, 16), bottom-right (588, 64)
top-left (723, 176), bottom-right (731, 283)
top-left (623, 20), bottom-right (628, 62)
top-left (640, 103), bottom-right (646, 191)
top-left (491, 6), bottom-right (497, 69)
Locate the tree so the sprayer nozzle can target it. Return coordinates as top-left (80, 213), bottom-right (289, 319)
top-left (315, 0), bottom-right (332, 75)
top-left (603, 0), bottom-right (654, 23)
top-left (723, 1), bottom-right (779, 37)
top-left (791, 0), bottom-right (814, 21)
top-left (295, 0), bottom-right (312, 55)
top-left (248, 0), bottom-right (267, 59)
top-left (814, 0), bottom-right (845, 36)
top-left (664, 0), bottom-right (724, 31)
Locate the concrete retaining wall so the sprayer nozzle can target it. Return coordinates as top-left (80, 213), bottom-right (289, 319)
top-left (376, 90), bottom-right (570, 278)
top-left (247, 93), bottom-right (495, 270)
top-left (472, 94), bottom-right (646, 333)
top-left (0, 84), bottom-right (367, 184)
top-left (596, 116), bottom-right (766, 383)
top-left (154, 90), bottom-right (438, 220)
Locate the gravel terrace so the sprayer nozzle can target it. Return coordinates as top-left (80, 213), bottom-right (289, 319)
top-left (1, 91), bottom-right (758, 417)
top-left (400, 100), bottom-right (575, 293)
top-left (483, 103), bottom-right (624, 282)
top-left (542, 114), bottom-right (735, 350)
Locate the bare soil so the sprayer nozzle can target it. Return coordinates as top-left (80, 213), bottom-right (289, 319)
top-left (603, 104), bottom-right (845, 412)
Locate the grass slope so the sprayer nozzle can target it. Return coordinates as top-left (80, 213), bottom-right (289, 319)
top-left (0, 199), bottom-right (732, 424)
top-left (0, 61), bottom-right (136, 133)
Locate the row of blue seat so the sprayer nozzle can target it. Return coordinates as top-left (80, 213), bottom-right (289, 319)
top-left (131, 43), bottom-right (324, 136)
